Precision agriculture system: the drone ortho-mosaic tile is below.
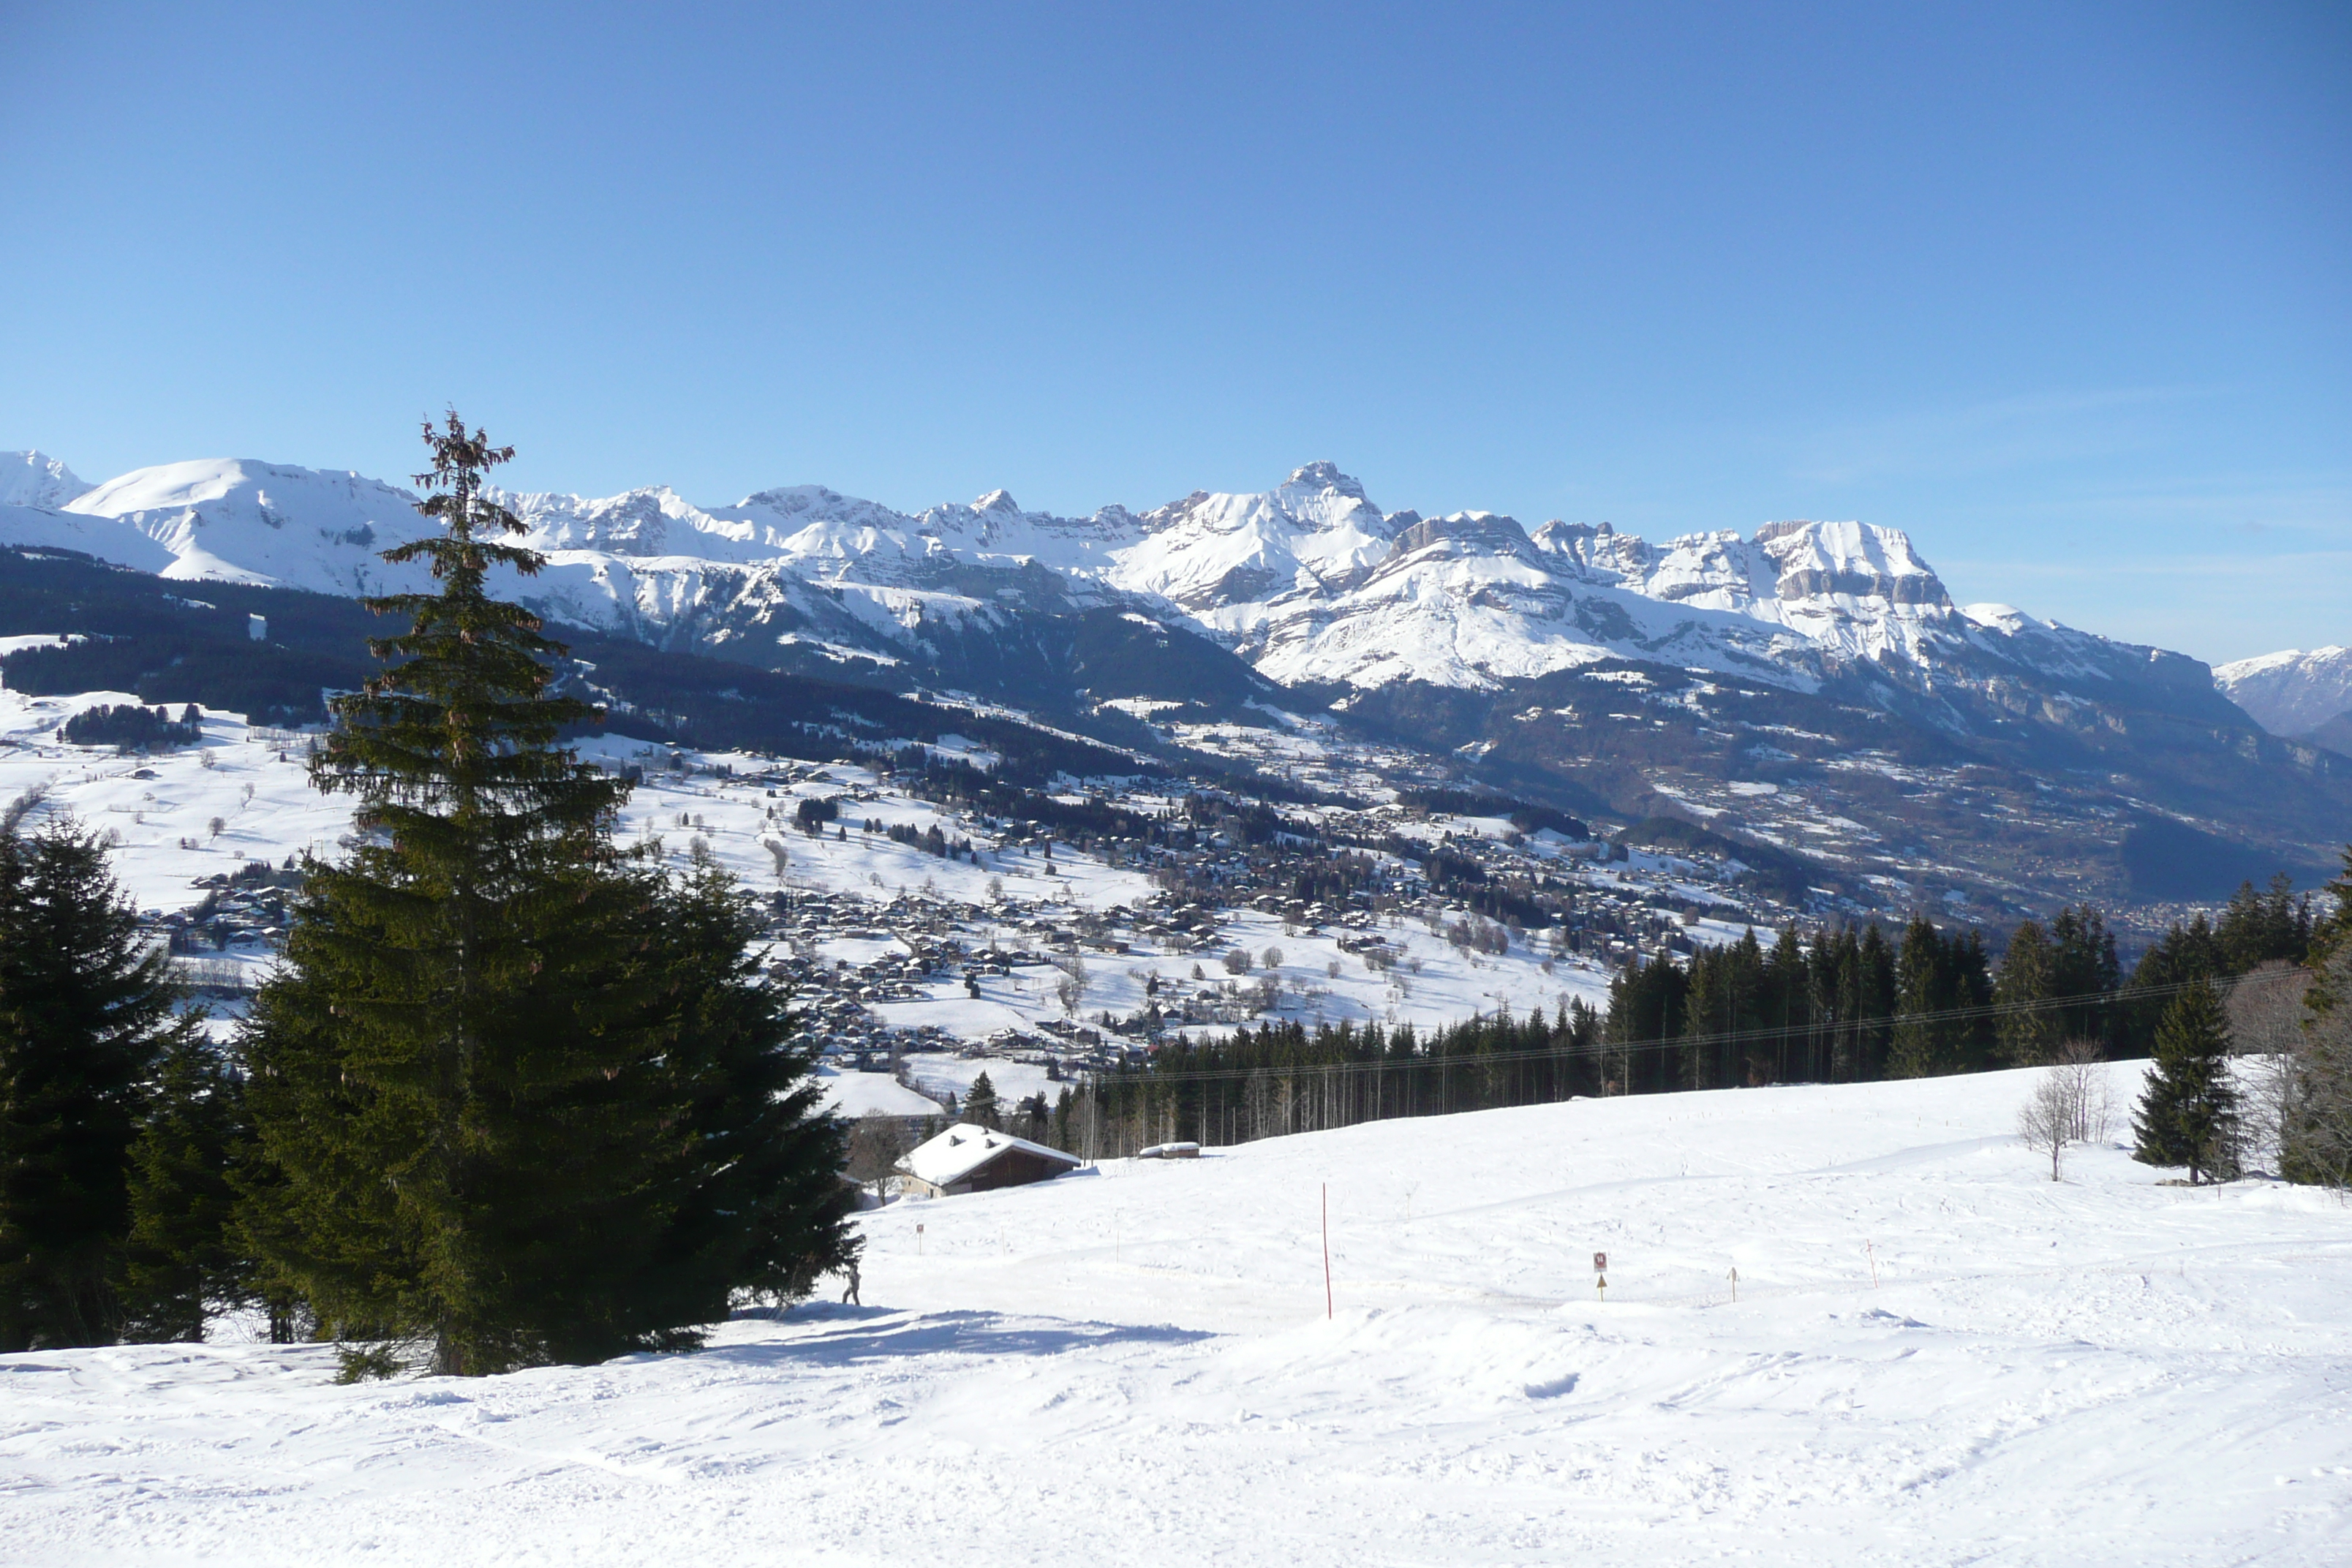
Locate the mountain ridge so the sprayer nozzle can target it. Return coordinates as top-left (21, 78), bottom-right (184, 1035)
top-left (2, 450), bottom-right (2235, 710)
top-left (2215, 645), bottom-right (2352, 744)
top-left (4, 446), bottom-right (2341, 917)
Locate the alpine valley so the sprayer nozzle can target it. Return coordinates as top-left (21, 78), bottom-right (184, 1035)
top-left (1, 449), bottom-right (2342, 930)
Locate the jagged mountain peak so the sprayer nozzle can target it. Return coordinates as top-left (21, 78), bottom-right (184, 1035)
top-left (1281, 461), bottom-right (1370, 502)
top-left (0, 446), bottom-right (2250, 760)
top-left (0, 451), bottom-right (89, 510)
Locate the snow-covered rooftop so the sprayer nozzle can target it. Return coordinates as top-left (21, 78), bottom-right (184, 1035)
top-left (900, 1123), bottom-right (1079, 1189)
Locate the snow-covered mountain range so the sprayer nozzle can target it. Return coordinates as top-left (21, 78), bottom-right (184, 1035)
top-left (0, 451), bottom-right (2250, 716)
top-left (4, 445), bottom-right (2342, 913)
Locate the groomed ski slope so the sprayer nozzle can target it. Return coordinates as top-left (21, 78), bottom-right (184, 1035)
top-left (3, 1066), bottom-right (2348, 1566)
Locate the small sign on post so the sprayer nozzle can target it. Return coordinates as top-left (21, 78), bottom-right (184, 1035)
top-left (1594, 1251), bottom-right (1607, 1300)
top-left (916, 1221), bottom-right (925, 1257)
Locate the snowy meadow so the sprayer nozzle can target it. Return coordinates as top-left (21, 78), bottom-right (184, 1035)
top-left (3, 1063), bottom-right (2346, 1566)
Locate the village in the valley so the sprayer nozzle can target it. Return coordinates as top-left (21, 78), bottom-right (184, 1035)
top-left (0, 685), bottom-right (1796, 1194)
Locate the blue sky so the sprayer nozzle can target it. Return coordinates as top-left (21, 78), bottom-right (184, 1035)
top-left (3, 1), bottom-right (2344, 662)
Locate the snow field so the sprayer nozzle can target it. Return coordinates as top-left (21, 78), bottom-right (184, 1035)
top-left (4, 1063), bottom-right (2348, 1565)
top-left (0, 690), bottom-right (353, 912)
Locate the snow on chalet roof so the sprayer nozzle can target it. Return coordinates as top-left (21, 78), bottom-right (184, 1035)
top-left (900, 1123), bottom-right (1081, 1188)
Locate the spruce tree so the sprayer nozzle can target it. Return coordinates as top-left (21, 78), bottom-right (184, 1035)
top-left (2132, 977), bottom-right (2239, 1185)
top-left (118, 1032), bottom-right (250, 1342)
top-left (241, 412), bottom-right (854, 1376)
top-left (0, 819), bottom-right (197, 1351)
top-left (613, 853), bottom-right (855, 1324)
top-left (1994, 919), bottom-right (2059, 1066)
top-left (964, 1071), bottom-right (1002, 1130)
top-left (1888, 916), bottom-right (1948, 1078)
top-left (2048, 905), bottom-right (2120, 1048)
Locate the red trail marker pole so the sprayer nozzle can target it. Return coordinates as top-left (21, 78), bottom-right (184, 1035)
top-left (1322, 1183), bottom-right (1333, 1321)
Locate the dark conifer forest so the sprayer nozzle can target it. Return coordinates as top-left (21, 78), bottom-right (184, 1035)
top-left (1066, 869), bottom-right (2340, 1160)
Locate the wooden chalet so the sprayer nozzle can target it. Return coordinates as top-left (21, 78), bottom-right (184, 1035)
top-left (896, 1123), bottom-right (1082, 1199)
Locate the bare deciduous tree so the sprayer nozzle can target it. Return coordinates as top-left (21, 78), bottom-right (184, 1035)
top-left (843, 1117), bottom-right (913, 1185)
top-left (1052, 952), bottom-right (1090, 1017)
top-left (2018, 1069), bottom-right (2073, 1180)
top-left (2051, 1037), bottom-right (2113, 1144)
top-left (2016, 1040), bottom-right (2113, 1180)
top-left (2226, 960), bottom-right (2312, 1175)
top-left (2283, 944), bottom-right (2352, 1190)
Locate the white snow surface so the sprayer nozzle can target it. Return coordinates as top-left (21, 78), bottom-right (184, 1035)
top-left (0, 451), bottom-right (89, 509)
top-left (2215, 646), bottom-right (2352, 738)
top-left (812, 1066), bottom-right (943, 1121)
top-left (4, 1065), bottom-right (2348, 1564)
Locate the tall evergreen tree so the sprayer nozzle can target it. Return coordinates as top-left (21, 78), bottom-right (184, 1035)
top-left (0, 819), bottom-right (197, 1351)
top-left (1760, 926), bottom-right (1812, 1083)
top-left (2125, 914), bottom-right (2217, 1053)
top-left (1681, 928), bottom-right (1765, 1090)
top-left (1993, 919), bottom-right (2059, 1066)
top-left (2132, 977), bottom-right (2239, 1185)
top-left (1605, 952), bottom-right (1686, 1093)
top-left (118, 1032), bottom-right (250, 1342)
top-left (241, 413), bottom-right (853, 1377)
top-left (963, 1071), bottom-right (1003, 1130)
top-left (2047, 905), bottom-right (2121, 1050)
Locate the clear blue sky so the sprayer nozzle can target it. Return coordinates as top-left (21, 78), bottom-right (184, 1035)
top-left (4, 1), bottom-right (2345, 662)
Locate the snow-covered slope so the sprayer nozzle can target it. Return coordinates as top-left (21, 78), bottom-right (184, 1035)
top-left (3, 1067), bottom-right (2346, 1565)
top-left (2215, 645), bottom-right (2352, 738)
top-left (61, 459), bottom-right (446, 595)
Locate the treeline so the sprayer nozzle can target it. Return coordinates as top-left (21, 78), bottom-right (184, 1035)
top-left (59, 702), bottom-right (205, 751)
top-left (1068, 872), bottom-right (2338, 1158)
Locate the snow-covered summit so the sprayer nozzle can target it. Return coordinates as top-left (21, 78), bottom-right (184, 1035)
top-left (1104, 463), bottom-right (1400, 611)
top-left (0, 451), bottom-right (88, 509)
top-left (2215, 645), bottom-right (2352, 738)
top-left (0, 449), bottom-right (2223, 720)
top-left (61, 459), bottom-right (444, 595)
top-left (1141, 499), bottom-right (1998, 693)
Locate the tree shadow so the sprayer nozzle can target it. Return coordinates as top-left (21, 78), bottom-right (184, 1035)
top-left (712, 1303), bottom-right (1213, 1370)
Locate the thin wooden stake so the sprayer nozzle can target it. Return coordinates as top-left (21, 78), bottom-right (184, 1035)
top-left (1866, 1240), bottom-right (1877, 1289)
top-left (1322, 1183), bottom-right (1333, 1321)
